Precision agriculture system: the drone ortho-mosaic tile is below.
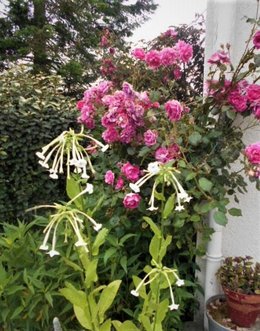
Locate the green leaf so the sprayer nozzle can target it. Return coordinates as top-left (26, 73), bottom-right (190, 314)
top-left (149, 235), bottom-right (161, 262)
top-left (133, 275), bottom-right (147, 299)
top-left (11, 306), bottom-right (24, 319)
top-left (66, 176), bottom-right (83, 210)
top-left (98, 280), bottom-right (121, 323)
top-left (140, 315), bottom-right (152, 331)
top-left (112, 321), bottom-right (122, 331)
top-left (159, 235), bottom-right (172, 261)
top-left (199, 178), bottom-right (213, 192)
top-left (189, 132), bottom-right (202, 146)
top-left (228, 208), bottom-right (242, 217)
top-left (163, 194), bottom-right (175, 219)
top-left (185, 172), bottom-right (197, 181)
top-left (143, 217), bottom-right (161, 237)
top-left (85, 259), bottom-right (98, 288)
top-left (74, 305), bottom-right (92, 330)
top-left (92, 228), bottom-right (109, 256)
top-left (213, 211), bottom-right (227, 225)
top-left (226, 109), bottom-right (236, 120)
top-left (120, 256), bottom-right (128, 274)
top-left (118, 321), bottom-right (140, 331)
top-left (156, 299), bottom-right (169, 324)
top-left (100, 319), bottom-right (112, 331)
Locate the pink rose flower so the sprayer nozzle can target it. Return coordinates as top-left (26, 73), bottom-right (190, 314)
top-left (168, 144), bottom-right (181, 159)
top-left (104, 170), bottom-right (115, 185)
top-left (121, 162), bottom-right (140, 182)
top-left (164, 100), bottom-right (183, 122)
top-left (253, 105), bottom-right (260, 119)
top-left (208, 51), bottom-right (230, 65)
top-left (160, 47), bottom-right (177, 66)
top-left (102, 127), bottom-right (119, 143)
top-left (228, 91), bottom-right (247, 112)
top-left (245, 142), bottom-right (260, 164)
top-left (253, 31), bottom-right (260, 49)
top-left (247, 84), bottom-right (260, 102)
top-left (123, 193), bottom-right (141, 209)
top-left (155, 147), bottom-right (170, 163)
top-left (145, 50), bottom-right (161, 69)
top-left (115, 176), bottom-right (124, 190)
top-left (144, 129), bottom-right (158, 146)
top-left (132, 48), bottom-right (146, 61)
top-left (175, 40), bottom-right (193, 63)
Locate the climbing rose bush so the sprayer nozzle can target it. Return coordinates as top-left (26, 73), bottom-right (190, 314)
top-left (35, 19), bottom-right (260, 331)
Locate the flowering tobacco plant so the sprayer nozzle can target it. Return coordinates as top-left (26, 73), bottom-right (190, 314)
top-left (35, 16), bottom-right (260, 331)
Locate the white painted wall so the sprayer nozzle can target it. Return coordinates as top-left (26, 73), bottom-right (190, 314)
top-left (199, 1), bottom-right (260, 329)
top-left (204, 0), bottom-right (260, 263)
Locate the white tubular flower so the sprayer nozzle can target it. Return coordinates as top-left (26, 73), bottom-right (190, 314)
top-left (47, 249), bottom-right (60, 257)
top-left (36, 151), bottom-right (45, 160)
top-left (163, 270), bottom-right (180, 311)
top-left (39, 243), bottom-right (49, 251)
top-left (75, 239), bottom-right (88, 247)
top-left (176, 279), bottom-right (185, 287)
top-left (129, 183), bottom-right (140, 193)
top-left (49, 172), bottom-right (59, 179)
top-left (147, 181), bottom-right (158, 211)
top-left (101, 144), bottom-right (109, 152)
top-left (130, 290), bottom-right (139, 297)
top-left (169, 303), bottom-right (179, 310)
top-left (147, 161), bottom-right (161, 174)
top-left (93, 223), bottom-right (102, 232)
top-left (39, 160), bottom-right (49, 169)
top-left (175, 205), bottom-right (184, 212)
top-left (85, 183), bottom-right (94, 194)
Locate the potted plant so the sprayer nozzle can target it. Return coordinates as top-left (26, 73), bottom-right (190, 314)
top-left (215, 256), bottom-right (260, 328)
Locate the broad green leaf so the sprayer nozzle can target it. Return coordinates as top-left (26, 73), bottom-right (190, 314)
top-left (66, 176), bottom-right (83, 210)
top-left (163, 194), bottom-right (175, 219)
top-left (149, 234), bottom-right (161, 262)
top-left (185, 172), bottom-right (197, 181)
top-left (189, 132), bottom-right (202, 146)
top-left (159, 235), bottom-right (172, 261)
top-left (85, 259), bottom-right (98, 288)
top-left (156, 299), bottom-right (169, 324)
top-left (199, 178), bottom-right (213, 192)
top-left (118, 321), bottom-right (140, 331)
top-left (59, 284), bottom-right (86, 308)
top-left (74, 305), bottom-right (92, 330)
top-left (104, 247), bottom-right (117, 265)
top-left (228, 208), bottom-right (242, 217)
top-left (100, 319), bottom-right (112, 331)
top-left (140, 315), bottom-right (152, 331)
top-left (119, 233), bottom-right (137, 246)
top-left (92, 228), bottom-right (109, 256)
top-left (112, 320), bottom-right (122, 330)
top-left (98, 280), bottom-right (121, 323)
top-left (60, 286), bottom-right (92, 329)
top-left (214, 211), bottom-right (227, 225)
top-left (62, 256), bottom-right (83, 271)
top-left (143, 217), bottom-right (161, 237)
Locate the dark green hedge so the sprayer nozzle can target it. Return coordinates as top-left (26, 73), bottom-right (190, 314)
top-left (0, 66), bottom-right (79, 220)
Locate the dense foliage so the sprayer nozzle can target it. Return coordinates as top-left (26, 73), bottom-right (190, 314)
top-left (0, 66), bottom-right (78, 221)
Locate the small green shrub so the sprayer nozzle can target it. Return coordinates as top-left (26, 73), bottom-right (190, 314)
top-left (0, 220), bottom-right (81, 330)
top-left (0, 65), bottom-right (79, 221)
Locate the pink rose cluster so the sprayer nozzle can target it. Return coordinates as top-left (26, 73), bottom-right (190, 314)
top-left (132, 40), bottom-right (193, 69)
top-left (245, 142), bottom-right (260, 178)
top-left (104, 161), bottom-right (140, 189)
top-left (155, 144), bottom-right (180, 163)
top-left (101, 82), bottom-right (157, 144)
top-left (77, 80), bottom-right (112, 129)
top-left (104, 162), bottom-right (142, 209)
top-left (206, 79), bottom-right (260, 119)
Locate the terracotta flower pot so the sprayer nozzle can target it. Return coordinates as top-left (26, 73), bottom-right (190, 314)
top-left (223, 287), bottom-right (260, 328)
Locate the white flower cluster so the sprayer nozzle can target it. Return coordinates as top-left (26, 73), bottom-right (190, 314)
top-left (36, 127), bottom-right (109, 180)
top-left (129, 161), bottom-right (192, 212)
top-left (130, 264), bottom-right (185, 311)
